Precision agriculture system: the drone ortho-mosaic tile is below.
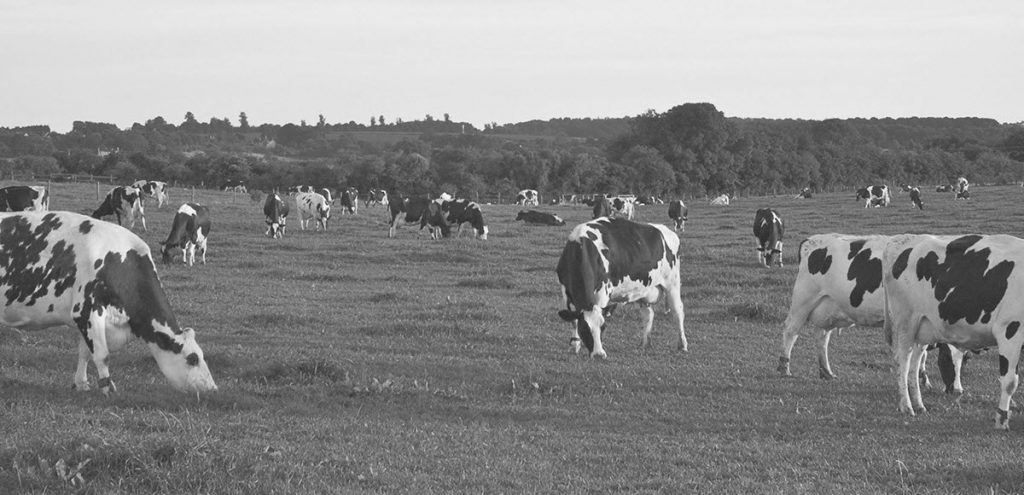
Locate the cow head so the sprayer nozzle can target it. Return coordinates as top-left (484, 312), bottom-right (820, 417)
top-left (159, 241), bottom-right (177, 264)
top-left (557, 309), bottom-right (597, 354)
top-left (149, 327), bottom-right (218, 392)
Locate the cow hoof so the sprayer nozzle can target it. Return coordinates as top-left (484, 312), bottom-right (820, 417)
top-left (72, 382), bottom-right (90, 392)
top-left (818, 369), bottom-right (836, 380)
top-left (591, 350), bottom-right (607, 359)
top-left (677, 342), bottom-right (688, 352)
top-left (898, 403), bottom-right (916, 416)
top-left (914, 405), bottom-right (927, 414)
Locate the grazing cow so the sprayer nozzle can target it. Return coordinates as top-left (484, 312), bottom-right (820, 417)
top-left (131, 180), bottom-right (168, 208)
top-left (0, 211), bottom-right (217, 393)
top-left (92, 186), bottom-right (146, 231)
top-left (263, 192), bottom-right (289, 238)
top-left (883, 234), bottom-right (1024, 429)
top-left (365, 189), bottom-right (389, 207)
top-left (779, 234), bottom-right (964, 391)
top-left (515, 189), bottom-right (540, 206)
top-left (936, 184), bottom-right (953, 193)
top-left (340, 187), bottom-right (359, 214)
top-left (909, 187), bottom-right (924, 210)
top-left (667, 200), bottom-right (688, 232)
top-left (956, 177), bottom-right (969, 194)
top-left (0, 185), bottom-right (49, 212)
top-left (160, 203), bottom-right (210, 266)
top-left (753, 209), bottom-right (784, 267)
top-left (636, 195), bottom-right (663, 205)
top-left (796, 187), bottom-right (812, 199)
top-left (592, 196), bottom-right (612, 219)
top-left (710, 194), bottom-right (730, 206)
top-left (220, 180), bottom-right (247, 193)
top-left (515, 210), bottom-right (565, 226)
top-left (556, 217), bottom-right (687, 357)
top-left (387, 197), bottom-right (436, 238)
top-left (295, 192), bottom-right (331, 231)
top-left (855, 185), bottom-right (890, 208)
top-left (610, 196), bottom-right (635, 220)
top-left (423, 199), bottom-right (489, 240)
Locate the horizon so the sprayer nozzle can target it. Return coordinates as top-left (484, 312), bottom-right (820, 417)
top-left (4, 1), bottom-right (1022, 133)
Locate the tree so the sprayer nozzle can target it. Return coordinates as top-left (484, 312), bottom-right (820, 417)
top-left (370, 116), bottom-right (377, 127)
top-left (621, 145), bottom-right (676, 196)
top-left (379, 115), bottom-right (386, 126)
top-left (444, 113), bottom-right (450, 123)
top-left (239, 112), bottom-right (249, 129)
top-left (317, 114), bottom-right (326, 128)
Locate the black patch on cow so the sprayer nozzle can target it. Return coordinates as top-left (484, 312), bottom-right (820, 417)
top-left (1007, 321), bottom-right (1021, 341)
top-left (47, 304), bottom-right (53, 312)
top-left (915, 235), bottom-right (1014, 325)
top-left (892, 248), bottom-right (913, 279)
top-left (0, 214), bottom-right (78, 307)
top-left (936, 344), bottom-right (957, 392)
top-left (807, 248), bottom-right (832, 275)
top-left (1000, 355), bottom-right (1010, 376)
top-left (846, 242), bottom-right (881, 308)
top-left (79, 221), bottom-right (93, 234)
top-left (186, 352), bottom-right (199, 366)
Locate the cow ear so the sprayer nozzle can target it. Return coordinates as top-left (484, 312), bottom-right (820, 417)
top-left (557, 309), bottom-right (580, 322)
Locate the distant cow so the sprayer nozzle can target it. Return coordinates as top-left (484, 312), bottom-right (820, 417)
top-left (424, 199), bottom-right (489, 240)
top-left (516, 189), bottom-right (539, 206)
top-left (318, 188), bottom-right (333, 204)
top-left (592, 196), bottom-right (612, 219)
top-left (667, 200), bottom-right (688, 232)
top-left (92, 186), bottom-right (146, 231)
top-left (295, 192), bottom-right (331, 231)
top-left (221, 180), bottom-right (247, 193)
top-left (160, 203), bottom-right (210, 266)
top-left (388, 197), bottom-right (433, 238)
top-left (131, 180), bottom-right (168, 208)
top-left (753, 208), bottom-right (784, 267)
top-left (710, 194), bottom-right (730, 206)
top-left (0, 185), bottom-right (48, 212)
top-left (515, 210), bottom-right (565, 226)
top-left (556, 217), bottom-right (687, 358)
top-left (610, 196), bottom-right (635, 220)
top-left (796, 187), bottom-right (812, 199)
top-left (909, 187), bottom-right (924, 209)
top-left (263, 192), bottom-right (290, 238)
top-left (365, 189), bottom-right (389, 207)
top-left (936, 184), bottom-right (954, 193)
top-left (340, 188), bottom-right (359, 214)
top-left (855, 185), bottom-right (890, 208)
top-left (0, 211), bottom-right (217, 393)
top-left (883, 234), bottom-right (1024, 428)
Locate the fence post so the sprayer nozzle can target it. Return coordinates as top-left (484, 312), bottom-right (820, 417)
top-left (96, 182), bottom-right (100, 200)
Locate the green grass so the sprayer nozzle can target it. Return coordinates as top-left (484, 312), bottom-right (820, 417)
top-left (3, 183), bottom-right (1024, 493)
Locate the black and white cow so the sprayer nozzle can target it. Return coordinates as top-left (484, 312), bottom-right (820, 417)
top-left (796, 187), bottom-right (812, 199)
top-left (556, 217), bottom-right (687, 358)
top-left (710, 194), bottom-right (730, 206)
top-left (160, 203), bottom-right (210, 266)
top-left (131, 180), bottom-right (168, 208)
top-left (388, 196), bottom-right (432, 238)
top-left (779, 234), bottom-right (964, 391)
top-left (0, 185), bottom-right (49, 212)
top-left (856, 185), bottom-right (890, 208)
top-left (340, 187), bottom-right (359, 214)
top-left (936, 184), bottom-right (954, 193)
top-left (883, 234), bottom-right (1024, 429)
top-left (753, 208), bottom-right (784, 267)
top-left (909, 186), bottom-right (924, 210)
top-left (318, 188), bottom-right (333, 204)
top-left (610, 196), bottom-right (635, 220)
top-left (365, 189), bottom-right (389, 207)
top-left (423, 198), bottom-right (489, 240)
top-left (515, 189), bottom-right (539, 206)
top-left (592, 196), bottom-right (612, 219)
top-left (515, 210), bottom-right (565, 226)
top-left (263, 192), bottom-right (289, 238)
top-left (668, 200), bottom-right (688, 232)
top-left (92, 186), bottom-right (146, 231)
top-left (220, 180), bottom-right (247, 193)
top-left (954, 177), bottom-right (971, 200)
top-left (295, 192), bottom-right (331, 231)
top-left (0, 211), bottom-right (217, 393)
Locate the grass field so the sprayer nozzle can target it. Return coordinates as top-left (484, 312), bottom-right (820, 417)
top-left (3, 183), bottom-right (1024, 493)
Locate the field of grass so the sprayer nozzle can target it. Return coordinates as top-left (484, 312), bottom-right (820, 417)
top-left (4, 183), bottom-right (1024, 493)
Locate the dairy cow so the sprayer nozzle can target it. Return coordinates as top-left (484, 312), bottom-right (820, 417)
top-left (909, 187), bottom-right (924, 210)
top-left (556, 217), bottom-right (687, 358)
top-left (515, 210), bottom-right (565, 226)
top-left (388, 197), bottom-right (432, 238)
top-left (92, 186), bottom-right (146, 231)
top-left (0, 211), bottom-right (217, 393)
top-left (296, 192), bottom-right (331, 231)
top-left (0, 185), bottom-right (49, 212)
top-left (516, 189), bottom-right (539, 206)
top-left (160, 203), bottom-right (210, 266)
top-left (263, 192), bottom-right (289, 238)
top-left (856, 185), bottom-right (890, 208)
top-left (667, 200), bottom-right (688, 232)
top-left (610, 196), bottom-right (635, 220)
top-left (710, 194), bottom-right (730, 206)
top-left (220, 180), bottom-right (247, 193)
top-left (365, 189), bottom-right (389, 207)
top-left (340, 188), bottom-right (359, 214)
top-left (131, 180), bottom-right (168, 208)
top-left (753, 208), bottom-right (784, 267)
top-left (592, 196), bottom-right (612, 219)
top-left (423, 198), bottom-right (489, 240)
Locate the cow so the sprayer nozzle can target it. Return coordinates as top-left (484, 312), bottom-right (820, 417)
top-left (365, 189), bottom-right (389, 207)
top-left (0, 211), bottom-right (217, 393)
top-left (796, 187), bottom-right (812, 199)
top-left (556, 217), bottom-right (687, 358)
top-left (288, 185), bottom-right (315, 194)
top-left (710, 194), bottom-right (730, 206)
top-left (388, 196), bottom-right (436, 238)
top-left (936, 184), bottom-right (954, 193)
top-left (667, 200), bottom-right (688, 232)
top-left (956, 177), bottom-right (969, 194)
top-left (160, 203), bottom-right (210, 266)
top-left (295, 192), bottom-right (331, 231)
top-left (0, 185), bottom-right (49, 212)
top-left (131, 180), bottom-right (168, 208)
top-left (909, 187), bottom-right (924, 210)
top-left (753, 208), bottom-right (784, 267)
top-left (340, 188), bottom-right (359, 214)
top-left (92, 186), bottom-right (146, 231)
top-left (220, 180), bottom-right (247, 193)
top-left (592, 196), bottom-right (612, 219)
top-left (856, 185), bottom-right (890, 208)
top-left (610, 196), bottom-right (635, 220)
top-left (779, 234), bottom-right (965, 392)
top-left (423, 198), bottom-right (489, 240)
top-left (318, 188), bottom-right (333, 204)
top-left (883, 234), bottom-right (1024, 429)
top-left (515, 189), bottom-right (540, 206)
top-left (897, 183), bottom-right (913, 193)
top-left (515, 210), bottom-right (565, 226)
top-left (956, 190), bottom-right (971, 200)
top-left (263, 192), bottom-right (289, 238)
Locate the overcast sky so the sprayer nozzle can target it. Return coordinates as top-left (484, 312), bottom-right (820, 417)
top-left (3, 1), bottom-right (1022, 132)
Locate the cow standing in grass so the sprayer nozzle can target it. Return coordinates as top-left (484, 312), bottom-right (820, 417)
top-left (263, 192), bottom-right (289, 238)
top-left (556, 217), bottom-right (687, 358)
top-left (909, 187), bottom-right (924, 210)
top-left (753, 208), bottom-right (784, 267)
top-left (160, 203), bottom-right (210, 266)
top-left (340, 188), bottom-right (359, 214)
top-left (668, 200), bottom-right (688, 232)
top-left (296, 192), bottom-right (331, 231)
top-left (856, 185), bottom-right (890, 208)
top-left (92, 186), bottom-right (146, 231)
top-left (0, 211), bottom-right (217, 393)
top-left (388, 196), bottom-right (434, 238)
top-left (131, 180), bottom-right (168, 208)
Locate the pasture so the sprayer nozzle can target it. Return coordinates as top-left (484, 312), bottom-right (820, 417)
top-left (3, 183), bottom-right (1024, 493)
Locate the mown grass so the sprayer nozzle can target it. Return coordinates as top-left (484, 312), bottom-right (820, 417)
top-left (3, 183), bottom-right (1024, 493)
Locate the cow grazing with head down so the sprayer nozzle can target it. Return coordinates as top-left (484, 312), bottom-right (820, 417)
top-left (131, 180), bottom-right (168, 208)
top-left (295, 192), bottom-right (331, 231)
top-left (318, 188), bottom-right (333, 204)
top-left (263, 192), bottom-right (289, 238)
top-left (387, 196), bottom-right (431, 238)
top-left (0, 211), bottom-right (217, 393)
top-left (779, 234), bottom-right (964, 391)
top-left (668, 200), bottom-right (688, 232)
top-left (423, 198), bottom-right (489, 240)
top-left (365, 189), bottom-right (389, 207)
top-left (556, 217), bottom-right (687, 358)
top-left (856, 185), bottom-right (891, 207)
top-left (340, 188), bottom-right (359, 214)
top-left (516, 189), bottom-right (539, 206)
top-left (0, 185), bottom-right (49, 212)
top-left (883, 234), bottom-right (1024, 429)
top-left (515, 210), bottom-right (565, 226)
top-left (92, 186), bottom-right (146, 231)
top-left (909, 187), bottom-right (924, 210)
top-left (160, 203), bottom-right (210, 266)
top-left (753, 208), bottom-right (784, 267)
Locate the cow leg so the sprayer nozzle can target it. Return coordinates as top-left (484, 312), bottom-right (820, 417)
top-left (816, 329), bottom-right (836, 379)
top-left (779, 297), bottom-right (817, 376)
top-left (916, 350), bottom-right (933, 390)
top-left (81, 312), bottom-right (117, 395)
top-left (756, 246), bottom-right (765, 265)
top-left (946, 346), bottom-right (965, 395)
top-left (73, 337), bottom-right (91, 391)
top-left (665, 285), bottom-right (687, 352)
top-left (568, 325), bottom-right (582, 354)
top-left (995, 337), bottom-right (1021, 430)
top-left (138, 214), bottom-right (147, 232)
top-left (581, 312), bottom-right (607, 358)
top-left (894, 333), bottom-right (919, 415)
top-left (638, 305), bottom-right (655, 348)
top-left (197, 237), bottom-right (208, 265)
top-left (184, 241), bottom-right (195, 266)
top-left (908, 344), bottom-right (927, 413)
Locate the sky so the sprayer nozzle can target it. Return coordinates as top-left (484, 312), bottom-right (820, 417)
top-left (2, 0), bottom-right (1022, 133)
